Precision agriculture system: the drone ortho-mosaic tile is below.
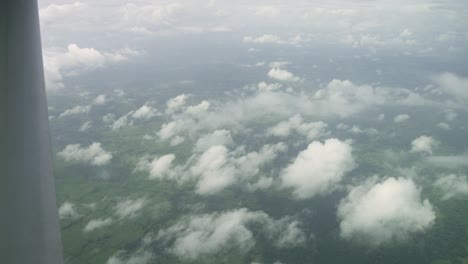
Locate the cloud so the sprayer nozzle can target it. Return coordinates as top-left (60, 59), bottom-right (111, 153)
top-left (185, 101), bottom-right (210, 116)
top-left (281, 139), bottom-right (355, 199)
top-left (106, 251), bottom-right (154, 264)
top-left (432, 72), bottom-right (468, 103)
top-left (394, 114), bottom-right (411, 123)
top-left (136, 154), bottom-right (176, 180)
top-left (112, 111), bottom-right (135, 130)
top-left (257, 82), bottom-right (283, 92)
top-left (194, 129), bottom-right (234, 152)
top-left (40, 2), bottom-right (88, 22)
top-left (166, 94), bottom-right (189, 114)
top-left (433, 174), bottom-right (468, 200)
top-left (79, 121), bottom-right (93, 132)
top-left (156, 208), bottom-right (306, 260)
top-left (338, 177), bottom-right (435, 246)
top-left (92, 94), bottom-right (108, 105)
top-left (58, 201), bottom-right (78, 219)
top-left (252, 6), bottom-right (281, 17)
top-left (132, 104), bottom-right (159, 120)
top-left (191, 143), bottom-right (287, 195)
top-left (114, 198), bottom-right (146, 219)
top-left (59, 105), bottom-right (91, 118)
top-left (83, 217), bottom-right (113, 232)
top-left (410, 135), bottom-right (437, 154)
top-left (44, 44), bottom-right (141, 90)
top-left (268, 68), bottom-right (301, 82)
top-left (243, 34), bottom-right (303, 46)
top-left (119, 2), bottom-right (185, 33)
top-left (267, 114), bottom-right (328, 140)
top-left (426, 155), bottom-right (468, 168)
top-left (58, 142), bottom-right (113, 166)
top-left (190, 145), bottom-right (236, 195)
top-left (437, 122), bottom-right (451, 130)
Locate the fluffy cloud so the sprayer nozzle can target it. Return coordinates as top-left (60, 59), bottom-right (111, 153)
top-left (281, 139), bottom-right (355, 199)
top-left (112, 111), bottom-right (134, 130)
top-left (79, 121), bottom-right (92, 132)
top-left (59, 105), bottom-right (91, 118)
top-left (433, 174), bottom-right (468, 200)
top-left (190, 145), bottom-right (236, 195)
top-left (243, 35), bottom-right (303, 46)
top-left (136, 154), bottom-right (176, 180)
top-left (44, 44), bottom-right (141, 90)
top-left (92, 94), bottom-right (108, 105)
top-left (156, 79), bottom-right (434, 142)
top-left (114, 198), bottom-right (146, 219)
top-left (58, 201), bottom-right (78, 219)
top-left (194, 129), bottom-right (234, 152)
top-left (157, 208), bottom-right (306, 260)
top-left (411, 135), bottom-right (437, 154)
top-left (394, 114), bottom-right (411, 123)
top-left (83, 218), bottom-right (113, 232)
top-left (166, 94), bottom-right (189, 114)
top-left (432, 72), bottom-right (468, 103)
top-left (268, 68), bottom-right (301, 82)
top-left (268, 114), bottom-right (328, 140)
top-left (338, 177), bottom-right (435, 246)
top-left (58, 142), bottom-right (113, 166)
top-left (191, 143), bottom-right (287, 195)
top-left (132, 104), bottom-right (159, 120)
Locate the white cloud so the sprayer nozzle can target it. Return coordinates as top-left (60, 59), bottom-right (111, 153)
top-left (195, 129), bottom-right (234, 152)
top-left (190, 145), bottom-right (236, 195)
top-left (434, 174), bottom-right (468, 200)
top-left (59, 105), bottom-right (91, 118)
top-left (112, 111), bottom-right (134, 130)
top-left (281, 139), bottom-right (355, 199)
top-left (119, 2), bottom-right (185, 33)
top-left (410, 135), bottom-right (437, 154)
top-left (58, 201), bottom-right (78, 219)
top-left (157, 208), bottom-right (306, 260)
top-left (40, 2), bottom-right (88, 22)
top-left (166, 94), bottom-right (189, 114)
top-left (252, 6), bottom-right (280, 17)
top-left (106, 251), bottom-right (154, 264)
top-left (83, 217), bottom-right (113, 232)
top-left (79, 121), bottom-right (92, 132)
top-left (136, 154), bottom-right (176, 180)
top-left (132, 104), bottom-right (159, 120)
top-left (44, 44), bottom-right (141, 90)
top-left (338, 177), bottom-right (435, 246)
top-left (185, 101), bottom-right (210, 116)
top-left (257, 82), bottom-right (283, 92)
top-left (268, 68), bottom-right (301, 82)
top-left (191, 143), bottom-right (287, 195)
top-left (58, 142), bottom-right (112, 166)
top-left (268, 114), bottom-right (328, 140)
top-left (394, 114), bottom-right (411, 123)
top-left (114, 198), bottom-right (146, 219)
top-left (432, 72), bottom-right (468, 103)
top-left (170, 136), bottom-right (185, 146)
top-left (244, 35), bottom-right (303, 46)
top-left (92, 94), bottom-right (108, 105)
